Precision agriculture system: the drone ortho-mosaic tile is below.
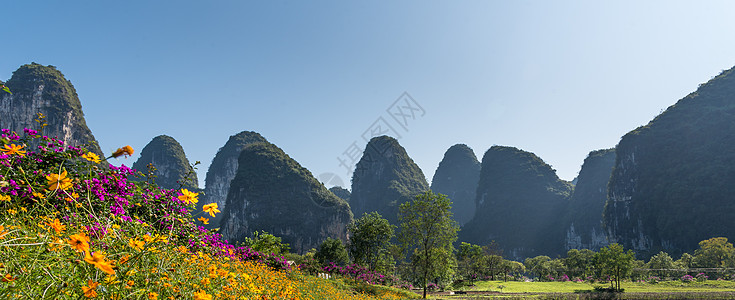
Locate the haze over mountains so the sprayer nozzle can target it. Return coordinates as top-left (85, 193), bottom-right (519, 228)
top-left (4, 62), bottom-right (735, 259)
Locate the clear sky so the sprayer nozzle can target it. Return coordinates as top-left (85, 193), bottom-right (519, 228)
top-left (3, 1), bottom-right (735, 189)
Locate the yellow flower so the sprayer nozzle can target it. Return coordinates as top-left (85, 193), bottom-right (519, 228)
top-left (178, 189), bottom-right (199, 205)
top-left (31, 192), bottom-right (45, 200)
top-left (1, 144), bottom-right (26, 156)
top-left (147, 292), bottom-right (158, 300)
top-left (46, 219), bottom-right (66, 234)
top-left (68, 233), bottom-right (90, 252)
top-left (82, 280), bottom-right (98, 298)
top-left (202, 203), bottom-right (220, 217)
top-left (111, 145), bottom-right (134, 158)
top-left (0, 194), bottom-right (9, 202)
top-left (81, 152), bottom-right (101, 163)
top-left (143, 234), bottom-right (154, 243)
top-left (193, 290), bottom-right (212, 300)
top-left (1, 273), bottom-right (17, 282)
top-left (197, 217), bottom-right (209, 225)
top-left (46, 170), bottom-right (73, 191)
top-left (128, 238), bottom-right (144, 251)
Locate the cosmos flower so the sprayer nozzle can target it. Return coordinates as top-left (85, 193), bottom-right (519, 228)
top-left (82, 280), bottom-right (98, 298)
top-left (68, 233), bottom-right (90, 252)
top-left (84, 251), bottom-right (115, 275)
top-left (178, 189), bottom-right (199, 205)
top-left (197, 217), bottom-right (209, 225)
top-left (1, 144), bottom-right (25, 156)
top-left (202, 203), bottom-right (220, 217)
top-left (81, 152), bottom-right (101, 163)
top-left (46, 219), bottom-right (66, 234)
top-left (111, 145), bottom-right (134, 158)
top-left (46, 170), bottom-right (73, 191)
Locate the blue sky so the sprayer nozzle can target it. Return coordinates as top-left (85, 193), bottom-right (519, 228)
top-left (3, 1), bottom-right (735, 188)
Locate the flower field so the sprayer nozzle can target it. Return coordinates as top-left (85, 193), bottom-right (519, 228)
top-left (0, 123), bottom-right (415, 299)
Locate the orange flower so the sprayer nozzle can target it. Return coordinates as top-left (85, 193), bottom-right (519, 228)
top-left (68, 233), bottom-right (90, 252)
top-left (111, 145), bottom-right (134, 158)
top-left (178, 189), bottom-right (199, 205)
top-left (193, 290), bottom-right (212, 300)
top-left (46, 170), bottom-right (73, 191)
top-left (81, 152), bottom-right (101, 163)
top-left (1, 274), bottom-right (17, 282)
top-left (202, 203), bottom-right (220, 217)
top-left (82, 280), bottom-right (98, 298)
top-left (197, 217), bottom-right (209, 225)
top-left (147, 292), bottom-right (158, 300)
top-left (1, 144), bottom-right (26, 156)
top-left (128, 238), bottom-right (144, 251)
top-left (84, 251), bottom-right (115, 275)
top-left (0, 225), bottom-right (8, 240)
top-left (46, 219), bottom-right (66, 234)
top-left (0, 194), bottom-right (9, 202)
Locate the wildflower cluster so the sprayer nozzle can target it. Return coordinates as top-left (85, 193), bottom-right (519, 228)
top-left (321, 263), bottom-right (410, 288)
top-left (0, 125), bottom-right (411, 299)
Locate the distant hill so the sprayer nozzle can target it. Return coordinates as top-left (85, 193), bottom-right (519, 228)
top-left (461, 146), bottom-right (572, 259)
top-left (198, 131), bottom-right (268, 228)
top-left (132, 135), bottom-right (198, 190)
top-left (431, 144), bottom-right (481, 226)
top-left (0, 63), bottom-right (102, 155)
top-left (564, 148), bottom-right (615, 251)
top-left (329, 186), bottom-right (351, 203)
top-left (219, 142), bottom-right (352, 254)
top-left (605, 66), bottom-right (735, 258)
top-left (350, 136), bottom-right (429, 224)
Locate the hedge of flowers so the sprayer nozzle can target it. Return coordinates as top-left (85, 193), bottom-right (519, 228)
top-left (0, 122), bottom-right (414, 299)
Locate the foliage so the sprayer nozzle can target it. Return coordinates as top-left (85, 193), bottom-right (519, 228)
top-left (242, 230), bottom-right (291, 255)
top-left (693, 237), bottom-right (735, 268)
top-left (329, 186), bottom-right (351, 202)
top-left (351, 135), bottom-right (429, 225)
top-left (595, 243), bottom-right (635, 291)
top-left (564, 248), bottom-right (596, 279)
top-left (398, 191), bottom-right (459, 298)
top-left (0, 127), bottom-right (403, 299)
top-left (349, 212), bottom-right (395, 273)
top-left (315, 237), bottom-right (349, 266)
top-left (430, 144), bottom-right (481, 226)
top-left (646, 251), bottom-right (677, 278)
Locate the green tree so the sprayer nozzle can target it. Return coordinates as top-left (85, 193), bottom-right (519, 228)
top-left (595, 243), bottom-right (635, 291)
top-left (676, 253), bottom-right (694, 269)
top-left (398, 192), bottom-right (459, 299)
top-left (348, 212), bottom-right (395, 272)
top-left (315, 237), bottom-right (349, 266)
top-left (243, 230), bottom-right (290, 255)
top-left (524, 256), bottom-right (552, 280)
top-left (693, 237), bottom-right (735, 268)
top-left (564, 249), bottom-right (596, 278)
top-left (646, 251), bottom-right (676, 278)
top-left (456, 242), bottom-right (484, 285)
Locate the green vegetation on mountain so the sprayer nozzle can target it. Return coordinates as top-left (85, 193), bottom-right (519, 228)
top-left (605, 65), bottom-right (735, 258)
top-left (431, 144), bottom-right (481, 226)
top-left (1, 63), bottom-right (102, 155)
top-left (329, 186), bottom-right (351, 203)
top-left (563, 148), bottom-right (615, 251)
top-left (351, 136), bottom-right (429, 224)
top-left (461, 146), bottom-right (572, 259)
top-left (131, 135), bottom-right (198, 190)
top-left (198, 131), bottom-right (268, 228)
top-left (219, 142), bottom-right (353, 254)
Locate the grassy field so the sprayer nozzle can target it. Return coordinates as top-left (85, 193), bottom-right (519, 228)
top-left (421, 280), bottom-right (735, 299)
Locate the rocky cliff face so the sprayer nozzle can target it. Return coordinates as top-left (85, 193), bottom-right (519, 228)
top-left (0, 63), bottom-right (102, 155)
top-left (219, 142), bottom-right (353, 254)
top-left (350, 136), bottom-right (429, 224)
top-left (431, 144), bottom-right (481, 226)
top-left (605, 66), bottom-right (735, 258)
top-left (564, 148), bottom-right (615, 251)
top-left (461, 146), bottom-right (572, 259)
top-left (132, 135), bottom-right (198, 190)
top-left (198, 131), bottom-right (267, 228)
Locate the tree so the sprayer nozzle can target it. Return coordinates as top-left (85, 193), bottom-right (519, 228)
top-left (398, 192), bottom-right (459, 299)
top-left (315, 237), bottom-right (349, 266)
top-left (524, 256), bottom-right (552, 280)
top-left (456, 242), bottom-right (484, 285)
top-left (595, 243), bottom-right (635, 291)
top-left (243, 230), bottom-right (290, 255)
top-left (646, 251), bottom-right (676, 278)
top-left (564, 249), bottom-right (595, 279)
top-left (348, 212), bottom-right (395, 272)
top-left (693, 237), bottom-right (735, 268)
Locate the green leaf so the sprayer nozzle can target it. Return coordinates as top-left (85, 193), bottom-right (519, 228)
top-left (1, 86), bottom-right (11, 94)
